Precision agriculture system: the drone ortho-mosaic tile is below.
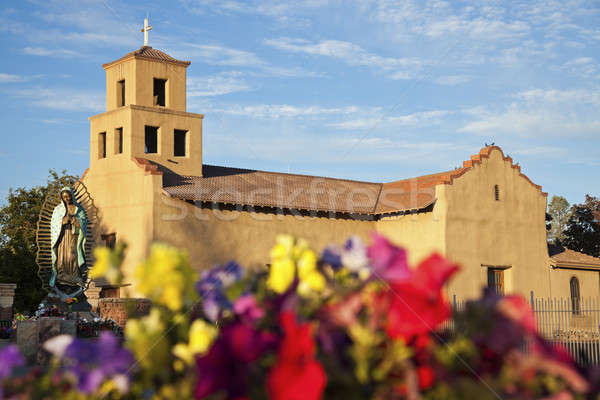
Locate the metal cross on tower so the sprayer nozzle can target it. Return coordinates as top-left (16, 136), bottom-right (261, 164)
top-left (141, 17), bottom-right (152, 47)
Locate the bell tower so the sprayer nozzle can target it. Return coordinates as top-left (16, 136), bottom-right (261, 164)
top-left (89, 20), bottom-right (203, 176)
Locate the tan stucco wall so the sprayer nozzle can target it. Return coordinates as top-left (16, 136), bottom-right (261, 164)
top-left (130, 106), bottom-right (203, 176)
top-left (548, 268), bottom-right (600, 299)
top-left (82, 158), bottom-right (162, 297)
top-left (375, 187), bottom-right (447, 267)
top-left (443, 148), bottom-right (550, 299)
top-left (153, 195), bottom-right (376, 273)
top-left (89, 107), bottom-right (132, 168)
top-left (105, 58), bottom-right (187, 112)
top-left (89, 105), bottom-right (203, 177)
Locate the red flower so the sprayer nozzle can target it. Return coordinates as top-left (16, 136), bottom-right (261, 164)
top-left (417, 365), bottom-right (435, 389)
top-left (267, 312), bottom-right (327, 400)
top-left (383, 253), bottom-right (459, 340)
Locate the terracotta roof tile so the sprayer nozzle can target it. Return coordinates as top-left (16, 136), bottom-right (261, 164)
top-left (140, 145), bottom-right (546, 215)
top-left (549, 245), bottom-right (600, 267)
top-left (103, 46), bottom-right (191, 69)
top-left (163, 165), bottom-right (384, 214)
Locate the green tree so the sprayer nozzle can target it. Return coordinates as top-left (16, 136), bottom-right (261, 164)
top-left (0, 170), bottom-right (76, 314)
top-left (563, 195), bottom-right (600, 257)
top-left (547, 195), bottom-right (571, 244)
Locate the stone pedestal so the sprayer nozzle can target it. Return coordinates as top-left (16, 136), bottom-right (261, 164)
top-left (86, 282), bottom-right (102, 313)
top-left (98, 298), bottom-right (151, 327)
top-left (17, 318), bottom-right (76, 365)
top-left (0, 283), bottom-right (17, 320)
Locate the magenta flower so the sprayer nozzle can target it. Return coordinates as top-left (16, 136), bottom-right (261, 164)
top-left (233, 294), bottom-right (265, 323)
top-left (367, 233), bottom-right (412, 282)
top-left (195, 322), bottom-right (276, 399)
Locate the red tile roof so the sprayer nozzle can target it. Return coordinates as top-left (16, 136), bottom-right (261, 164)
top-left (549, 245), bottom-right (600, 268)
top-left (136, 146), bottom-right (546, 215)
top-left (103, 46), bottom-right (191, 69)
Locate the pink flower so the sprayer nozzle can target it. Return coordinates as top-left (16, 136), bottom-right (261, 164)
top-left (367, 234), bottom-right (412, 282)
top-left (233, 294), bottom-right (265, 323)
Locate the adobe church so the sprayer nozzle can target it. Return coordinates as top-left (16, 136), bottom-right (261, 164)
top-left (82, 43), bottom-right (600, 301)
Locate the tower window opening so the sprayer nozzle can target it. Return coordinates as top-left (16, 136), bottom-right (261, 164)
top-left (115, 127), bottom-right (123, 154)
top-left (153, 78), bottom-right (166, 106)
top-left (98, 132), bottom-right (106, 159)
top-left (117, 80), bottom-right (125, 107)
top-left (174, 129), bottom-right (187, 157)
top-left (494, 184), bottom-right (500, 201)
top-left (145, 126), bottom-right (159, 154)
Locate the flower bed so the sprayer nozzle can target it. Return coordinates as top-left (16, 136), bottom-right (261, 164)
top-left (1, 235), bottom-right (599, 399)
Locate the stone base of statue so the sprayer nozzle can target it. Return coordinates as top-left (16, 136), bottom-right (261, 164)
top-left (42, 282), bottom-right (92, 313)
top-left (17, 318), bottom-right (77, 365)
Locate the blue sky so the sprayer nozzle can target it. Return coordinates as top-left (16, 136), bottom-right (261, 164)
top-left (0, 0), bottom-right (598, 206)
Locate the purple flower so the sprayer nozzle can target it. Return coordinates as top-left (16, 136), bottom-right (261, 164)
top-left (197, 262), bottom-right (244, 321)
top-left (321, 236), bottom-right (369, 274)
top-left (0, 345), bottom-right (24, 380)
top-left (60, 332), bottom-right (134, 394)
top-left (367, 233), bottom-right (412, 282)
top-left (321, 247), bottom-right (342, 270)
top-left (0, 345), bottom-right (24, 399)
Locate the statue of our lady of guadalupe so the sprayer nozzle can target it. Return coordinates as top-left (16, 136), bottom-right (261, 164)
top-left (50, 187), bottom-right (87, 292)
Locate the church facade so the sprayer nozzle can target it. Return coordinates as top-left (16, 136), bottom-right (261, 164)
top-left (82, 46), bottom-right (600, 301)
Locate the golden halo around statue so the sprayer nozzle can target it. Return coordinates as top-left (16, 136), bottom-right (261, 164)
top-left (36, 177), bottom-right (99, 295)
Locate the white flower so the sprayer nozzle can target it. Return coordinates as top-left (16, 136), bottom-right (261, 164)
top-left (43, 334), bottom-right (74, 358)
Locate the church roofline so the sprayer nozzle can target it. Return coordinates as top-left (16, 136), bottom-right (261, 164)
top-left (130, 145), bottom-right (546, 216)
top-left (102, 46), bottom-right (191, 70)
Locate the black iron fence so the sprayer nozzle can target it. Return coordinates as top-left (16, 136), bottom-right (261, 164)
top-left (444, 294), bottom-right (600, 366)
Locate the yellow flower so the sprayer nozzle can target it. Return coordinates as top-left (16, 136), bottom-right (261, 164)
top-left (134, 243), bottom-right (197, 311)
top-left (125, 309), bottom-right (170, 370)
top-left (89, 245), bottom-right (125, 284)
top-left (267, 235), bottom-right (326, 296)
top-left (173, 319), bottom-right (219, 364)
top-left (267, 258), bottom-right (295, 294)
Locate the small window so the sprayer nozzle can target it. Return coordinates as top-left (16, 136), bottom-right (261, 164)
top-left (115, 127), bottom-right (123, 154)
top-left (494, 184), bottom-right (500, 201)
top-left (153, 78), bottom-right (166, 106)
top-left (145, 126), bottom-right (159, 154)
top-left (117, 80), bottom-right (125, 107)
top-left (101, 233), bottom-right (116, 249)
top-left (570, 277), bottom-right (581, 315)
top-left (174, 129), bottom-right (187, 157)
top-left (98, 132), bottom-right (106, 159)
top-left (487, 268), bottom-right (504, 295)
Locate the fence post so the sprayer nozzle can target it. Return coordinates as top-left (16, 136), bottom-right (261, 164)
top-left (530, 291), bottom-right (535, 311)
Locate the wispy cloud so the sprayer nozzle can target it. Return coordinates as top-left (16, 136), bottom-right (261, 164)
top-left (24, 46), bottom-right (79, 57)
top-left (434, 75), bottom-right (471, 85)
top-left (264, 37), bottom-right (422, 79)
top-left (458, 88), bottom-right (600, 138)
top-left (561, 57), bottom-right (600, 79)
top-left (15, 88), bottom-right (103, 112)
top-left (188, 72), bottom-right (252, 97)
top-left (329, 110), bottom-right (452, 130)
top-left (208, 103), bottom-right (362, 119)
top-left (0, 73), bottom-right (28, 83)
top-left (172, 43), bottom-right (319, 78)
